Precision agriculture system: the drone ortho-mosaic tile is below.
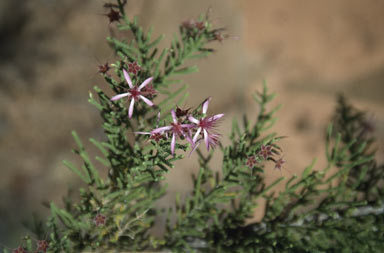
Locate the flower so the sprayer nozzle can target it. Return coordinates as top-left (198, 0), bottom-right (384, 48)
top-left (151, 110), bottom-right (194, 155)
top-left (135, 131), bottom-right (165, 143)
top-left (127, 61), bottom-right (141, 75)
top-left (36, 240), bottom-right (49, 252)
top-left (274, 157), bottom-right (286, 171)
top-left (12, 246), bottom-right (26, 253)
top-left (175, 105), bottom-right (191, 118)
top-left (214, 31), bottom-right (225, 42)
top-left (98, 62), bottom-right (110, 74)
top-left (141, 84), bottom-right (157, 99)
top-left (135, 112), bottom-right (166, 143)
top-left (93, 213), bottom-right (106, 226)
top-left (181, 19), bottom-right (197, 30)
top-left (259, 144), bottom-right (273, 160)
top-left (188, 97), bottom-right (224, 151)
top-left (105, 8), bottom-right (121, 23)
top-left (195, 21), bottom-right (205, 31)
top-left (246, 155), bottom-right (258, 169)
top-left (110, 69), bottom-right (154, 118)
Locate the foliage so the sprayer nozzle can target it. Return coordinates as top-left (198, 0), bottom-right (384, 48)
top-left (4, 1), bottom-right (383, 252)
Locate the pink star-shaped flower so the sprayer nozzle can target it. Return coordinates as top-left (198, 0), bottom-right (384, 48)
top-left (188, 97), bottom-right (224, 151)
top-left (110, 69), bottom-right (154, 118)
top-left (151, 110), bottom-right (194, 155)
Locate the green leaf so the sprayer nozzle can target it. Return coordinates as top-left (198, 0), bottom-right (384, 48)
top-left (302, 158), bottom-right (317, 178)
top-left (157, 83), bottom-right (188, 110)
top-left (231, 118), bottom-right (241, 140)
top-left (148, 34), bottom-right (165, 49)
top-left (89, 138), bottom-right (108, 157)
top-left (173, 66), bottom-right (198, 75)
top-left (62, 160), bottom-right (91, 184)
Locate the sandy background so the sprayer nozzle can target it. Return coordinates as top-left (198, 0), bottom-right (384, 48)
top-left (1, 0), bottom-right (384, 245)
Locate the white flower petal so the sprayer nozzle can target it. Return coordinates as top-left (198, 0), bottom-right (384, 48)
top-left (171, 134), bottom-right (176, 155)
top-left (202, 97), bottom-right (212, 114)
top-left (203, 129), bottom-right (209, 150)
top-left (188, 139), bottom-right (201, 156)
top-left (123, 69), bottom-right (133, 88)
top-left (208, 113), bottom-right (224, 122)
top-left (128, 98), bottom-right (135, 118)
top-left (152, 126), bottom-right (172, 134)
top-left (188, 116), bottom-right (200, 125)
top-left (139, 95), bottom-right (154, 106)
top-left (138, 77), bottom-right (153, 90)
top-left (134, 131), bottom-right (151, 135)
top-left (171, 109), bottom-right (177, 123)
top-left (111, 93), bottom-right (130, 101)
top-left (193, 127), bottom-right (202, 143)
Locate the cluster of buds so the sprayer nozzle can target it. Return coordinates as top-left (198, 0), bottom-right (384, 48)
top-left (180, 8), bottom-right (218, 40)
top-left (136, 97), bottom-right (224, 155)
top-left (180, 8), bottom-right (232, 44)
top-left (11, 239), bottom-right (49, 253)
top-left (246, 144), bottom-right (286, 171)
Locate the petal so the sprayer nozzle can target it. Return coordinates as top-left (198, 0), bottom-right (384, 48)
top-left (202, 97), bottom-right (212, 114)
top-left (139, 95), bottom-right (154, 106)
top-left (111, 93), bottom-right (130, 101)
top-left (184, 130), bottom-right (194, 146)
top-left (171, 134), bottom-right (176, 155)
top-left (134, 131), bottom-right (151, 135)
top-left (188, 116), bottom-right (200, 125)
top-left (138, 77), bottom-right (153, 90)
top-left (123, 69), bottom-right (133, 88)
top-left (193, 127), bottom-right (201, 143)
top-left (180, 123), bottom-right (195, 129)
top-left (171, 109), bottom-right (177, 123)
top-left (203, 129), bottom-right (209, 150)
top-left (128, 98), bottom-right (135, 118)
top-left (152, 126), bottom-right (172, 134)
top-left (208, 113), bottom-right (224, 122)
top-left (188, 139), bottom-right (201, 157)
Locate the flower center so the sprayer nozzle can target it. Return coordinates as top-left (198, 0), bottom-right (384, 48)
top-left (129, 87), bottom-right (140, 99)
top-left (171, 122), bottom-right (183, 136)
top-left (199, 117), bottom-right (212, 129)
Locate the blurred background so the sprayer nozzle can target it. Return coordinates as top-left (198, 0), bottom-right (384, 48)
top-left (1, 0), bottom-right (384, 246)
